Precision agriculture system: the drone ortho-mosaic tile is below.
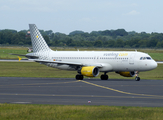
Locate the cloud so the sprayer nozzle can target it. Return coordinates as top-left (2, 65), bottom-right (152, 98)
top-left (0, 5), bottom-right (10, 11)
top-left (123, 10), bottom-right (140, 16)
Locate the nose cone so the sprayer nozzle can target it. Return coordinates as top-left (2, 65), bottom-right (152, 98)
top-left (150, 61), bottom-right (157, 70)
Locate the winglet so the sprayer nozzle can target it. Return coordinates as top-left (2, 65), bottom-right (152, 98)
top-left (18, 56), bottom-right (22, 61)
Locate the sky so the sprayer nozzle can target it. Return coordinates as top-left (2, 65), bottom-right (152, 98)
top-left (0, 0), bottom-right (163, 34)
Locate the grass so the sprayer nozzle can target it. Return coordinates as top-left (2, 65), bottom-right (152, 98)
top-left (0, 62), bottom-right (76, 78)
top-left (0, 104), bottom-right (163, 120)
top-left (148, 53), bottom-right (163, 61)
top-left (0, 62), bottom-right (162, 80)
top-left (0, 47), bottom-right (27, 59)
top-left (0, 47), bottom-right (163, 60)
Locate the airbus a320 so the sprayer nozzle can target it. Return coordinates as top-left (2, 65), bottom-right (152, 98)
top-left (12, 24), bottom-right (157, 81)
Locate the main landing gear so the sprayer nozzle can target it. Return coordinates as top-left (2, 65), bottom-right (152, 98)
top-left (76, 74), bottom-right (83, 80)
top-left (100, 72), bottom-right (108, 80)
top-left (135, 71), bottom-right (140, 81)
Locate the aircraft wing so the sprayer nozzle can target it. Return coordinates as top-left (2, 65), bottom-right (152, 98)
top-left (30, 59), bottom-right (103, 68)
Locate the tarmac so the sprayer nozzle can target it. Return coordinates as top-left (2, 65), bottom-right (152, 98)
top-left (0, 77), bottom-right (163, 107)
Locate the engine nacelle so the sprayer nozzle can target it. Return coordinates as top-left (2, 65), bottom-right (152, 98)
top-left (80, 66), bottom-right (99, 77)
top-left (116, 71), bottom-right (135, 77)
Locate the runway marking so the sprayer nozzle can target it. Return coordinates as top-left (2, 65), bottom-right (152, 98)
top-left (0, 80), bottom-right (80, 87)
top-left (11, 102), bottom-right (31, 104)
top-left (1, 93), bottom-right (163, 99)
top-left (80, 80), bottom-right (163, 98)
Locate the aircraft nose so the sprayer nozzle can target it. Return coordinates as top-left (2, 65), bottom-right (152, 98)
top-left (151, 61), bottom-right (157, 70)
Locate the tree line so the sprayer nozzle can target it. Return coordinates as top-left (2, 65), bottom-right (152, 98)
top-left (0, 28), bottom-right (163, 48)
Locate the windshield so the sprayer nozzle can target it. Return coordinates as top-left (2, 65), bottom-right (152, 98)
top-left (140, 57), bottom-right (152, 60)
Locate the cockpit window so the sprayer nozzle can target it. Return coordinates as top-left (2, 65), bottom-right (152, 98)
top-left (146, 57), bottom-right (152, 60)
top-left (140, 57), bottom-right (152, 60)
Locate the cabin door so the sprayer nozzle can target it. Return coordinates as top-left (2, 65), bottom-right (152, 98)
top-left (129, 54), bottom-right (135, 64)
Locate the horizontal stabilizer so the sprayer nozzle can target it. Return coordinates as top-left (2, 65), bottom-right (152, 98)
top-left (18, 56), bottom-right (22, 61)
top-left (10, 53), bottom-right (39, 59)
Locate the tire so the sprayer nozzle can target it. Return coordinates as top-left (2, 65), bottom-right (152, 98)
top-left (101, 75), bottom-right (108, 80)
top-left (76, 75), bottom-right (83, 80)
top-left (80, 75), bottom-right (83, 80)
top-left (135, 77), bottom-right (140, 81)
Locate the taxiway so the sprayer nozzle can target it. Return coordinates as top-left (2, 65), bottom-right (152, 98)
top-left (0, 77), bottom-right (163, 107)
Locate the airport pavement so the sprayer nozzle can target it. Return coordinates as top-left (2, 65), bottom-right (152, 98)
top-left (0, 77), bottom-right (163, 107)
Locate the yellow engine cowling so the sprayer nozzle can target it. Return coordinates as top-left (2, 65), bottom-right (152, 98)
top-left (81, 66), bottom-right (99, 77)
top-left (116, 71), bottom-right (135, 77)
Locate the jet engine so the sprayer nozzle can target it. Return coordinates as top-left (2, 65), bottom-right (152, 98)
top-left (80, 66), bottom-right (99, 77)
top-left (116, 71), bottom-right (135, 77)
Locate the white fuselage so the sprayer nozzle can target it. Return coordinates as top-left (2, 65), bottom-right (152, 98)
top-left (34, 50), bottom-right (157, 72)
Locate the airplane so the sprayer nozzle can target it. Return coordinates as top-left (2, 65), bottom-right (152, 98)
top-left (12, 24), bottom-right (158, 81)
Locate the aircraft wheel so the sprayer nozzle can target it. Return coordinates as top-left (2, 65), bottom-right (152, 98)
top-left (101, 74), bottom-right (108, 80)
top-left (135, 77), bottom-right (140, 81)
top-left (76, 75), bottom-right (83, 80)
top-left (80, 75), bottom-right (83, 80)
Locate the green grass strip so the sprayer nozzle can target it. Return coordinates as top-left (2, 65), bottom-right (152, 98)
top-left (0, 104), bottom-right (163, 120)
top-left (0, 62), bottom-right (162, 80)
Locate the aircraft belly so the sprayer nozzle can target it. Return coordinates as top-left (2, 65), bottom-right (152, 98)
top-left (56, 65), bottom-right (75, 70)
top-left (114, 60), bottom-right (129, 71)
top-left (42, 63), bottom-right (75, 70)
top-left (99, 63), bottom-right (113, 72)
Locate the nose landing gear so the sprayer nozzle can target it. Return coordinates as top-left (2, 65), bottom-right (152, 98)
top-left (135, 71), bottom-right (140, 81)
top-left (135, 77), bottom-right (140, 81)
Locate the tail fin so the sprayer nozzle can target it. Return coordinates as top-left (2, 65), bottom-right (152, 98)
top-left (29, 24), bottom-right (51, 52)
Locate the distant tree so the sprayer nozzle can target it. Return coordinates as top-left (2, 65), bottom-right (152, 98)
top-left (18, 42), bottom-right (24, 45)
top-left (69, 30), bottom-right (84, 36)
top-left (128, 31), bottom-right (137, 35)
top-left (101, 30), bottom-right (112, 36)
top-left (90, 31), bottom-right (101, 37)
top-left (156, 42), bottom-right (162, 48)
top-left (1, 27), bottom-right (163, 48)
top-left (115, 39), bottom-right (124, 48)
top-left (43, 35), bottom-right (50, 45)
top-left (11, 34), bottom-right (20, 44)
top-left (107, 40), bottom-right (115, 47)
top-left (112, 29), bottom-right (128, 37)
top-left (124, 45), bottom-right (131, 48)
top-left (94, 40), bottom-right (103, 47)
top-left (80, 32), bottom-right (90, 38)
top-left (19, 30), bottom-right (28, 34)
top-left (45, 30), bottom-right (53, 36)
top-left (66, 38), bottom-right (73, 46)
top-left (39, 30), bottom-right (46, 36)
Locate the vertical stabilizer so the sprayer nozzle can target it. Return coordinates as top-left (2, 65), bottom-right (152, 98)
top-left (29, 24), bottom-right (51, 52)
